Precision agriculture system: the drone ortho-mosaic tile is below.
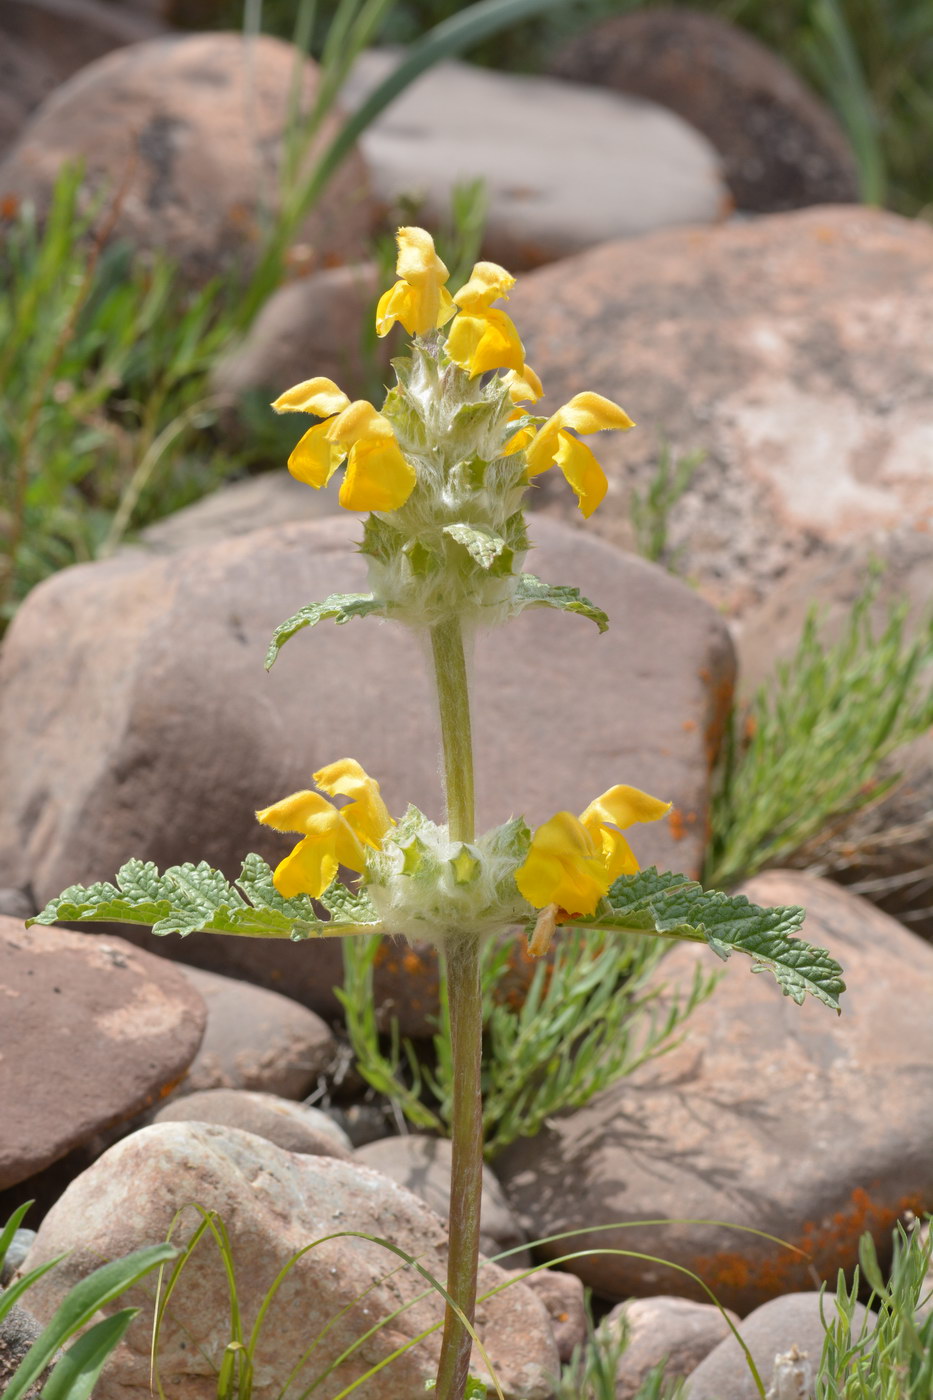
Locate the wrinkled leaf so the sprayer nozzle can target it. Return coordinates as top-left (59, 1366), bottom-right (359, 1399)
top-left (265, 593), bottom-right (383, 669)
top-left (512, 573), bottom-right (609, 633)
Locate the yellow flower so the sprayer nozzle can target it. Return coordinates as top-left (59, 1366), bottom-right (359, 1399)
top-left (515, 784), bottom-right (671, 918)
top-left (501, 364), bottom-right (544, 454)
top-left (272, 377), bottom-right (416, 512)
top-left (375, 227), bottom-right (455, 338)
top-left (256, 758), bottom-right (393, 899)
top-left (447, 261), bottom-right (526, 377)
top-left (523, 392), bottom-right (635, 518)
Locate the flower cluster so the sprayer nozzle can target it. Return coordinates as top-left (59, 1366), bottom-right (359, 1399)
top-left (272, 227), bottom-right (634, 630)
top-left (258, 758), bottom-right (670, 947)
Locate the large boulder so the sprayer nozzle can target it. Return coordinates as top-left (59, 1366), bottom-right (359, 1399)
top-left (341, 50), bottom-right (727, 269)
top-left (510, 206), bottom-right (933, 613)
top-left (0, 0), bottom-right (162, 159)
top-left (0, 33), bottom-right (373, 283)
top-left (549, 8), bottom-right (859, 212)
top-left (0, 514), bottom-right (734, 1025)
top-left (21, 1121), bottom-right (560, 1399)
top-left (496, 873), bottom-right (933, 1312)
top-left (0, 918), bottom-right (205, 1191)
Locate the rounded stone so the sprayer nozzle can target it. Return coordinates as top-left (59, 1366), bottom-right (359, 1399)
top-left (21, 1122), bottom-right (560, 1399)
top-left (550, 8), bottom-right (859, 212)
top-left (173, 964), bottom-right (338, 1100)
top-left (153, 1088), bottom-right (353, 1158)
top-left (0, 918), bottom-right (206, 1191)
top-left (0, 33), bottom-right (373, 284)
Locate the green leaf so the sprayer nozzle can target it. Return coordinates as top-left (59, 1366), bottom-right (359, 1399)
top-left (4, 1245), bottom-right (175, 1400)
top-left (27, 857), bottom-right (381, 942)
top-left (0, 1202), bottom-right (33, 1277)
top-left (512, 573), bottom-right (609, 633)
top-left (573, 868), bottom-right (846, 1013)
top-left (39, 1309), bottom-right (139, 1400)
top-left (265, 592), bottom-right (384, 669)
top-left (443, 522), bottom-right (509, 570)
top-left (319, 878), bottom-right (379, 925)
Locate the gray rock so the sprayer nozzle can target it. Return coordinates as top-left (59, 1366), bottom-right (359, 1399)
top-left (0, 515), bottom-right (734, 1030)
top-left (550, 7), bottom-right (859, 212)
top-left (0, 919), bottom-right (205, 1191)
top-left (509, 205), bottom-right (933, 614)
top-left (153, 1088), bottom-right (353, 1159)
top-left (0, 1302), bottom-right (53, 1399)
top-left (341, 50), bottom-right (727, 269)
top-left (1, 1227), bottom-right (36, 1286)
top-left (0, 887), bottom-right (33, 920)
top-left (172, 964), bottom-right (338, 1100)
top-left (685, 1292), bottom-right (870, 1399)
top-left (357, 1134), bottom-right (530, 1265)
top-left (497, 873), bottom-right (933, 1312)
top-left (22, 1121), bottom-right (560, 1399)
top-left (608, 1295), bottom-right (739, 1398)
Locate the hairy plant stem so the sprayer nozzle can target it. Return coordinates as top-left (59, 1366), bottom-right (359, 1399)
top-left (430, 616), bottom-right (483, 1400)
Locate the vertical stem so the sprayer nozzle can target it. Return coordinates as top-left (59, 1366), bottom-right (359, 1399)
top-left (431, 616), bottom-right (475, 845)
top-left (430, 616), bottom-right (483, 1400)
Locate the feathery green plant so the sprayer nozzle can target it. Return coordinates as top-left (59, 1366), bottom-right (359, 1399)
top-left (815, 1219), bottom-right (933, 1397)
top-left (705, 581), bottom-right (933, 890)
top-left (339, 923), bottom-right (718, 1157)
top-left (0, 168), bottom-right (239, 625)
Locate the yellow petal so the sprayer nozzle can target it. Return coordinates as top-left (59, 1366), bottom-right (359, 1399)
top-left (271, 835), bottom-right (340, 900)
top-left (375, 227), bottom-right (455, 337)
top-left (446, 309), bottom-right (525, 377)
top-left (514, 811), bottom-right (609, 916)
top-left (503, 364), bottom-right (544, 404)
top-left (313, 758), bottom-right (394, 846)
top-left (598, 826), bottom-right (640, 883)
top-left (553, 430), bottom-right (608, 518)
top-left (579, 785), bottom-right (673, 833)
top-left (524, 391), bottom-right (634, 479)
top-left (326, 400), bottom-right (395, 447)
top-left (287, 422), bottom-right (346, 489)
top-left (271, 377), bottom-right (352, 417)
top-left (256, 789), bottom-right (336, 835)
top-left (549, 391), bottom-right (635, 437)
top-left (339, 436), bottom-right (416, 513)
top-left (452, 261), bottom-right (515, 311)
top-left (396, 226), bottom-right (449, 287)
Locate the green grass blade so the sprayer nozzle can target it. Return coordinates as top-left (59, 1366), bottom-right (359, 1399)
top-left (38, 1309), bottom-right (139, 1400)
top-left (4, 1244), bottom-right (176, 1400)
top-left (0, 1202), bottom-right (34, 1276)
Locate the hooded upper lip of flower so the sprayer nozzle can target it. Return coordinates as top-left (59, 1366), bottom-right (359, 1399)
top-left (256, 758), bottom-right (393, 900)
top-left (271, 377), bottom-right (416, 513)
top-left (375, 226), bottom-right (456, 338)
top-left (445, 261), bottom-right (526, 378)
top-left (514, 784), bottom-right (672, 918)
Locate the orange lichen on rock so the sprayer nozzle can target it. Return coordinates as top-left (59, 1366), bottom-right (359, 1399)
top-left (694, 1186), bottom-right (925, 1309)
